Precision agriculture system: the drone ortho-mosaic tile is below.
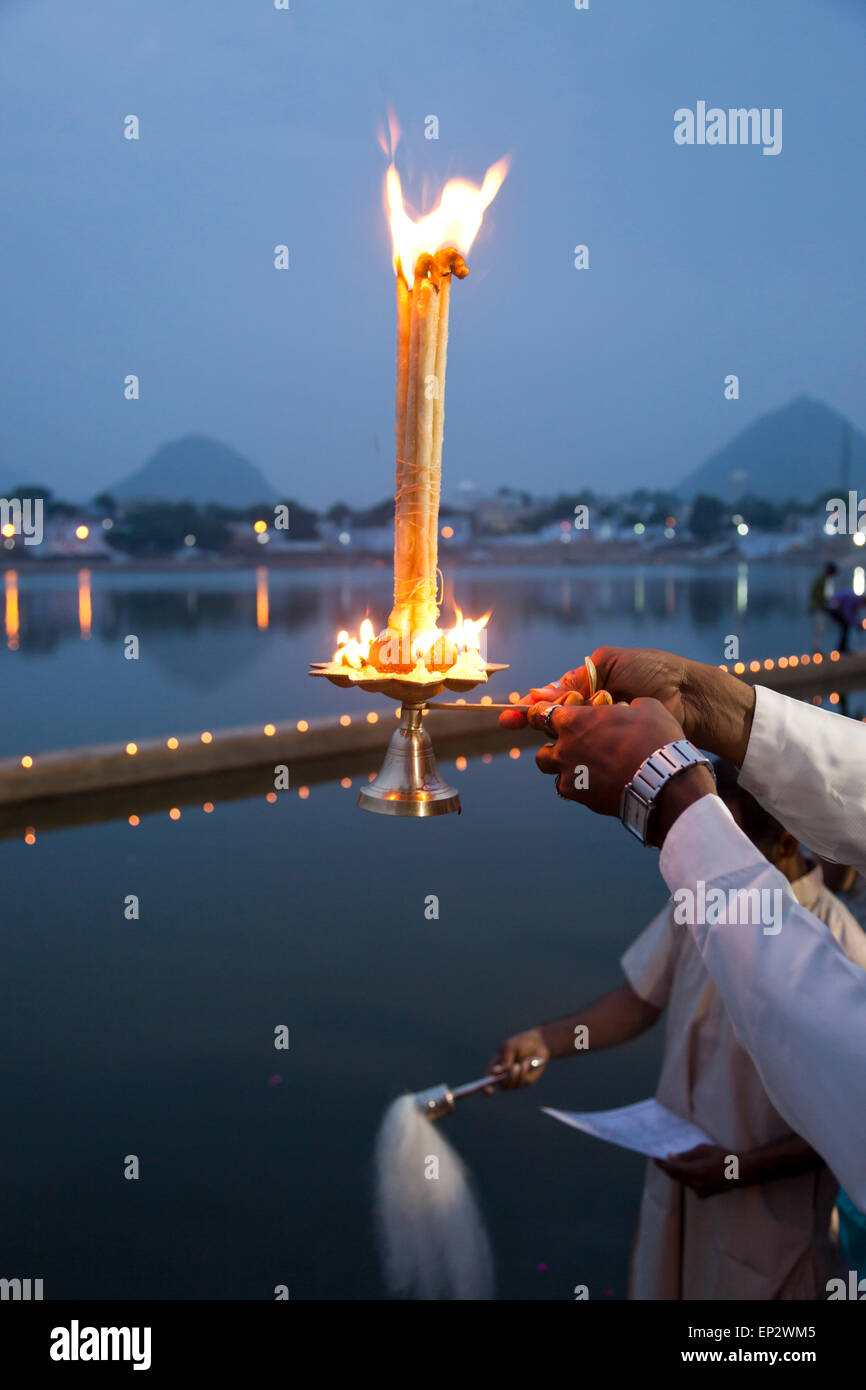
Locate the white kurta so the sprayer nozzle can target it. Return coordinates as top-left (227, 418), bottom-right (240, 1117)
top-left (659, 686), bottom-right (866, 1208)
top-left (622, 866), bottom-right (866, 1300)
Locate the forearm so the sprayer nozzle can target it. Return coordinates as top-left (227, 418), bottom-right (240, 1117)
top-left (539, 985), bottom-right (660, 1060)
top-left (740, 1136), bottom-right (824, 1187)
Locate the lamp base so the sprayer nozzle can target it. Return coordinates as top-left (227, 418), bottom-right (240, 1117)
top-left (357, 704), bottom-right (461, 817)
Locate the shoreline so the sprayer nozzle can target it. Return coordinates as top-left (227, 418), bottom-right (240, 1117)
top-left (0, 544), bottom-right (842, 577)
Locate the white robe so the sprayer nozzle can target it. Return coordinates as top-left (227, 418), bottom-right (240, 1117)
top-left (622, 865), bottom-right (866, 1299)
top-left (659, 685), bottom-right (866, 1209)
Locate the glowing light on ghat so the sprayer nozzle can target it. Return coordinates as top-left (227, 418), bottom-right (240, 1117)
top-left (203, 802), bottom-right (214, 814)
top-left (25, 828), bottom-right (36, 845)
top-left (128, 815), bottom-right (139, 827)
top-left (509, 748), bottom-right (520, 760)
top-left (21, 755), bottom-right (33, 768)
top-left (126, 742), bottom-right (138, 755)
top-left (78, 569), bottom-right (92, 641)
top-left (256, 566), bottom-right (269, 631)
top-left (1, 524), bottom-right (13, 538)
top-left (75, 525), bottom-right (89, 541)
top-left (201, 731), bottom-right (213, 744)
top-left (340, 715), bottom-right (351, 727)
top-left (297, 720), bottom-right (309, 732)
top-left (341, 778), bottom-right (352, 789)
top-left (264, 724), bottom-right (276, 737)
top-left (167, 737), bottom-right (179, 750)
top-left (298, 786), bottom-right (310, 800)
top-left (169, 807), bottom-right (181, 820)
top-left (455, 756), bottom-right (468, 771)
top-left (254, 520), bottom-right (267, 534)
top-left (366, 712), bottom-right (379, 724)
top-left (266, 792), bottom-right (277, 803)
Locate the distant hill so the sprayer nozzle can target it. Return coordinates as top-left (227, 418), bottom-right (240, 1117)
top-left (109, 436), bottom-right (279, 506)
top-left (678, 396), bottom-right (866, 501)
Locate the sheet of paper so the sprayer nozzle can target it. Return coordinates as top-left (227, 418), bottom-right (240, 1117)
top-left (541, 1098), bottom-right (713, 1159)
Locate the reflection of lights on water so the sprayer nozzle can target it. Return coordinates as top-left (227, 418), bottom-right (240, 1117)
top-left (854, 567), bottom-right (865, 596)
top-left (256, 566), bottom-right (269, 630)
top-left (737, 522), bottom-right (749, 537)
top-left (830, 692), bottom-right (841, 705)
top-left (634, 572), bottom-right (645, 615)
top-left (736, 562), bottom-right (748, 614)
top-left (633, 522), bottom-right (645, 536)
top-left (266, 792), bottom-right (277, 803)
top-left (78, 569), bottom-right (92, 640)
top-left (298, 786), bottom-right (310, 799)
top-left (6, 569), bottom-right (19, 649)
top-left (854, 532), bottom-right (866, 547)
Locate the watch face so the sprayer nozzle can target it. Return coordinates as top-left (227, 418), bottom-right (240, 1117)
top-left (622, 788), bottom-right (648, 840)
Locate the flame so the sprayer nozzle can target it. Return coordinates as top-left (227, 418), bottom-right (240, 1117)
top-left (333, 606), bottom-right (490, 675)
top-left (386, 159), bottom-right (509, 281)
top-left (334, 617), bottom-right (376, 669)
top-left (447, 605), bottom-right (490, 654)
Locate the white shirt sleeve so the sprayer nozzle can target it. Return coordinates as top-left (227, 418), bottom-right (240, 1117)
top-left (739, 685), bottom-right (866, 873)
top-left (660, 793), bottom-right (866, 1209)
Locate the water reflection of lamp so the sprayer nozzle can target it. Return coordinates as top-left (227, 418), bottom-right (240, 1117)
top-left (256, 566), bottom-right (269, 631)
top-left (736, 561), bottom-right (748, 615)
top-left (78, 568), bottom-right (92, 641)
top-left (5, 569), bottom-right (19, 650)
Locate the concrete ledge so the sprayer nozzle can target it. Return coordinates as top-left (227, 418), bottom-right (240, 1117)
top-left (2, 652), bottom-right (865, 812)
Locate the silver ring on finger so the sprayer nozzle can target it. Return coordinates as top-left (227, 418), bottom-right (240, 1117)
top-left (540, 703), bottom-right (559, 738)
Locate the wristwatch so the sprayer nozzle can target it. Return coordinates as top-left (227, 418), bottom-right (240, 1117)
top-left (619, 739), bottom-right (714, 845)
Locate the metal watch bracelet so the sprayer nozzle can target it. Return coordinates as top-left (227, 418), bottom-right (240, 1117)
top-left (619, 738), bottom-right (714, 845)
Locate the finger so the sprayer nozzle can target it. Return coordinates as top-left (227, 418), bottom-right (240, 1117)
top-left (535, 744), bottom-right (560, 776)
top-left (673, 1145), bottom-right (714, 1161)
top-left (525, 702), bottom-right (567, 734)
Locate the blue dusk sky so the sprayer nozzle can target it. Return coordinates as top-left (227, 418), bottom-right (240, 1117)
top-left (1, 0), bottom-right (865, 506)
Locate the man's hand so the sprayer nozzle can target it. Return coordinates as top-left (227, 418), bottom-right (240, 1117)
top-left (485, 1029), bottom-right (550, 1091)
top-left (654, 1144), bottom-right (737, 1199)
top-left (500, 646), bottom-right (756, 766)
top-left (525, 695), bottom-right (713, 836)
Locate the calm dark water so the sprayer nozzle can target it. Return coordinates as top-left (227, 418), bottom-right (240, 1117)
top-left (1, 562), bottom-right (863, 1300)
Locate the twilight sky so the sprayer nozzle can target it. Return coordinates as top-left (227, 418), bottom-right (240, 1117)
top-left (1, 0), bottom-right (865, 507)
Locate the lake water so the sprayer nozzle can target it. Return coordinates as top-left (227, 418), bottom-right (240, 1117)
top-left (2, 561), bottom-right (863, 1299)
